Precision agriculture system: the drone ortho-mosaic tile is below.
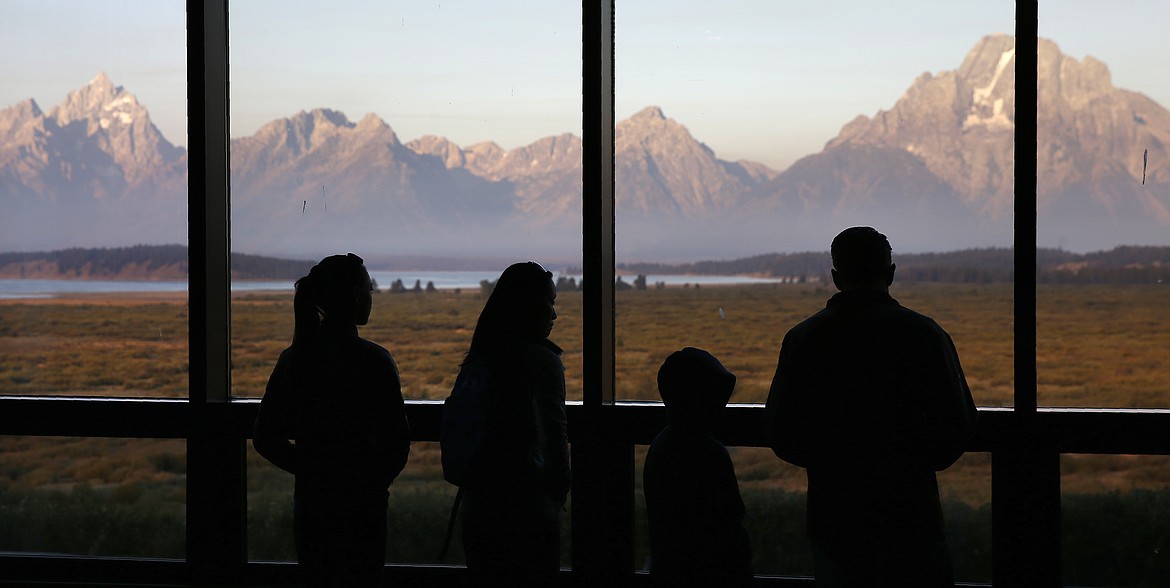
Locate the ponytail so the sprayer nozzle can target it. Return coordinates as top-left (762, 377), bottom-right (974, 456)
top-left (290, 253), bottom-right (369, 348)
top-left (292, 273), bottom-right (321, 347)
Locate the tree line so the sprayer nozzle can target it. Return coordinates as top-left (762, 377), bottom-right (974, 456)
top-left (0, 245), bottom-right (313, 280)
top-left (4, 244), bottom-right (1167, 285)
top-left (618, 246), bottom-right (1170, 285)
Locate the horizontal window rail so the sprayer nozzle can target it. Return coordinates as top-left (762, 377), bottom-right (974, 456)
top-left (2, 398), bottom-right (1168, 455)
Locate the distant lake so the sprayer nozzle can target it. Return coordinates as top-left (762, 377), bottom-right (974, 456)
top-left (0, 271), bottom-right (787, 299)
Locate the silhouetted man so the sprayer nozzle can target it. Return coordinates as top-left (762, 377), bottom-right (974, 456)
top-left (765, 227), bottom-right (977, 587)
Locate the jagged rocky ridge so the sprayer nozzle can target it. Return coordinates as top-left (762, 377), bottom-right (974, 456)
top-left (2, 35), bottom-right (1168, 260)
top-left (0, 73), bottom-right (188, 251)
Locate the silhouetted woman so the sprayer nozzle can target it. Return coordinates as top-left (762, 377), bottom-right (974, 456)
top-left (254, 253), bottom-right (410, 587)
top-left (459, 261), bottom-right (570, 586)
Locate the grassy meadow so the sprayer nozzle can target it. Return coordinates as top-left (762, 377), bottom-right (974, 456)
top-left (3, 281), bottom-right (1167, 407)
top-left (1, 282), bottom-right (1169, 583)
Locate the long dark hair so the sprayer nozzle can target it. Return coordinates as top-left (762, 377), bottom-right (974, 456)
top-left (292, 253), bottom-right (369, 347)
top-left (465, 261), bottom-right (554, 365)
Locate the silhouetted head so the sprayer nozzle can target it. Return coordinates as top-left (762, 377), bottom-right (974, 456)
top-left (830, 226), bottom-right (895, 292)
top-left (657, 347), bottom-right (736, 431)
top-left (466, 261), bottom-right (556, 363)
top-left (292, 253), bottom-right (373, 346)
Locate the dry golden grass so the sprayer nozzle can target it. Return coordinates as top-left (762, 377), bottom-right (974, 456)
top-left (228, 288), bottom-right (586, 400)
top-left (2, 281), bottom-right (1169, 514)
top-left (4, 282), bottom-right (1166, 408)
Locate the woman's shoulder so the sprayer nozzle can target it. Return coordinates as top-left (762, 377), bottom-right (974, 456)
top-left (272, 345), bottom-right (305, 369)
top-left (517, 338), bottom-right (563, 366)
top-left (353, 337), bottom-right (398, 366)
top-left (535, 338), bottom-right (563, 357)
top-left (481, 340), bottom-right (563, 382)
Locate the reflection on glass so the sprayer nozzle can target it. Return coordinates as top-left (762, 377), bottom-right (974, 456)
top-left (0, 436), bottom-right (185, 558)
top-left (0, 1), bottom-right (188, 397)
top-left (1037, 2), bottom-right (1170, 408)
top-left (1061, 454), bottom-right (1170, 585)
top-left (614, 1), bottom-right (1014, 406)
top-left (228, 1), bottom-right (581, 400)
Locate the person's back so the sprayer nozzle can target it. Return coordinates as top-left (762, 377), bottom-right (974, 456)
top-left (765, 227), bottom-right (976, 586)
top-left (461, 339), bottom-right (569, 498)
top-left (453, 261), bottom-right (570, 587)
top-left (268, 328), bottom-right (407, 498)
top-left (644, 348), bottom-right (752, 586)
top-left (253, 253), bottom-right (410, 588)
top-left (774, 290), bottom-right (968, 553)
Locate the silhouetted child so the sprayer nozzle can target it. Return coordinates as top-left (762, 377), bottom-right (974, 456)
top-left (643, 347), bottom-right (753, 586)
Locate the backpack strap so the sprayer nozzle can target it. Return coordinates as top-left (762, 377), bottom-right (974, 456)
top-left (437, 486), bottom-right (465, 561)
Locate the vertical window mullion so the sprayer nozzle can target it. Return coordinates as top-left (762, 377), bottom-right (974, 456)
top-left (187, 1), bottom-right (244, 582)
top-left (994, 4), bottom-right (1060, 586)
top-left (583, 0), bottom-right (615, 408)
top-left (188, 0), bottom-right (231, 407)
top-left (575, 1), bottom-right (631, 584)
top-left (1014, 2), bottom-right (1038, 415)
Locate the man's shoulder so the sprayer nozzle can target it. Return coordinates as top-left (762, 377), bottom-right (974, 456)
top-left (783, 305), bottom-right (834, 338)
top-left (784, 294), bottom-right (949, 339)
top-left (885, 303), bottom-right (949, 334)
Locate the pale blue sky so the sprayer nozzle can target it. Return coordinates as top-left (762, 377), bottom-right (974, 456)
top-left (2, 0), bottom-right (1168, 170)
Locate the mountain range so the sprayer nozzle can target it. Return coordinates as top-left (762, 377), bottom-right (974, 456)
top-left (2, 34), bottom-right (1168, 261)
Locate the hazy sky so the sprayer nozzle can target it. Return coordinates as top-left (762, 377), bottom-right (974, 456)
top-left (2, 0), bottom-right (1168, 171)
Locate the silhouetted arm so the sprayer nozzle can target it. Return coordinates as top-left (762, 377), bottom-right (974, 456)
top-left (765, 330), bottom-right (814, 468)
top-left (534, 348), bottom-right (571, 503)
top-left (373, 356), bottom-right (410, 488)
top-left (920, 327), bottom-right (979, 470)
top-left (253, 353), bottom-right (298, 475)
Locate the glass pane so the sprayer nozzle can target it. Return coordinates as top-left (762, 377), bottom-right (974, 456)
top-left (634, 445), bottom-right (812, 577)
top-left (247, 442), bottom-right (295, 561)
top-left (228, 1), bottom-right (582, 400)
top-left (232, 283), bottom-right (582, 400)
top-left (635, 445), bottom-right (990, 581)
top-left (936, 452), bottom-right (993, 583)
top-left (614, 1), bottom-right (1014, 406)
top-left (0, 1), bottom-right (188, 397)
top-left (0, 436), bottom-right (185, 558)
top-left (1036, 2), bottom-right (1170, 407)
top-left (614, 282), bottom-right (1012, 406)
top-left (1061, 454), bottom-right (1170, 586)
top-left (0, 297), bottom-right (189, 396)
top-left (249, 441), bottom-right (572, 568)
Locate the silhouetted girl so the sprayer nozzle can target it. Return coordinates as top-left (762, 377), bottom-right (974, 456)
top-left (254, 253), bottom-right (409, 587)
top-left (459, 261), bottom-right (570, 586)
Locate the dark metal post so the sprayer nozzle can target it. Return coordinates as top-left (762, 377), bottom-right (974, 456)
top-left (994, 2), bottom-right (1061, 585)
top-left (187, 1), bottom-right (245, 583)
top-left (573, 0), bottom-right (632, 583)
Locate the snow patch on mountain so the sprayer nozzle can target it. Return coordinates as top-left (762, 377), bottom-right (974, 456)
top-left (964, 48), bottom-right (1015, 130)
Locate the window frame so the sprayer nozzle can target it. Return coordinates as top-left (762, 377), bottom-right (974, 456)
top-left (1, 1), bottom-right (1169, 586)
